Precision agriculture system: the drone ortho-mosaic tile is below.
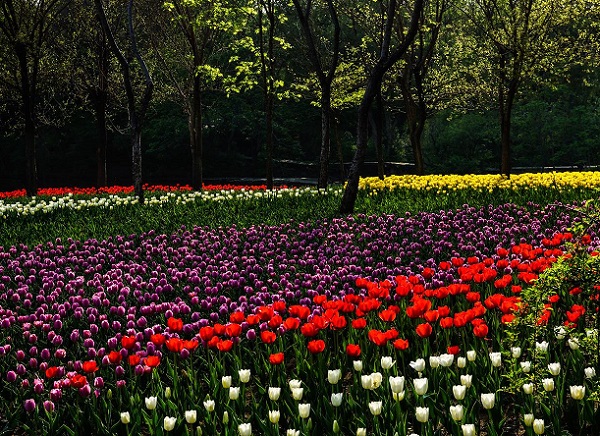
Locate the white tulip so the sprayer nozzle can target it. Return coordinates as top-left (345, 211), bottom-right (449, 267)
top-left (439, 353), bottom-right (454, 367)
top-left (268, 387), bottom-right (281, 401)
top-left (185, 410), bottom-right (197, 424)
top-left (289, 379), bottom-right (302, 390)
top-left (536, 341), bottom-right (549, 353)
top-left (542, 378), bottom-right (554, 392)
top-left (548, 362), bottom-right (561, 376)
top-left (120, 412), bottom-right (131, 425)
top-left (453, 384), bottom-right (467, 400)
top-left (489, 352), bottom-right (502, 367)
top-left (370, 372), bottom-right (383, 388)
top-left (164, 416), bottom-right (176, 432)
top-left (269, 410), bottom-right (280, 424)
top-left (461, 424), bottom-right (476, 436)
top-left (429, 356), bottom-right (440, 368)
top-left (331, 392), bottom-right (343, 407)
top-left (570, 385), bottom-right (585, 400)
top-left (369, 401), bottom-right (383, 416)
top-left (533, 419), bottom-right (545, 435)
top-left (466, 350), bottom-right (476, 362)
top-left (393, 390), bottom-right (406, 401)
top-left (389, 376), bottom-right (405, 393)
top-left (568, 338), bottom-right (579, 350)
top-left (523, 413), bottom-right (534, 426)
top-left (457, 357), bottom-right (466, 368)
top-left (353, 360), bottom-right (363, 372)
top-left (413, 377), bottom-right (428, 395)
top-left (287, 430), bottom-right (300, 436)
top-left (522, 383), bottom-right (533, 395)
top-left (298, 403), bottom-right (311, 419)
top-left (145, 396), bottom-right (157, 410)
top-left (238, 369), bottom-right (251, 383)
top-left (481, 393), bottom-right (495, 409)
top-left (511, 347), bottom-right (522, 358)
top-left (520, 361), bottom-right (532, 373)
top-left (238, 423), bottom-right (252, 436)
top-left (450, 404), bottom-right (464, 421)
top-left (291, 387), bottom-right (303, 401)
top-left (415, 406), bottom-right (429, 423)
top-left (222, 375), bottom-right (232, 388)
top-left (223, 411), bottom-right (229, 424)
top-left (229, 386), bottom-right (241, 400)
top-left (328, 369), bottom-right (342, 384)
top-left (409, 358), bottom-right (426, 372)
top-left (555, 326), bottom-right (567, 340)
top-left (356, 429), bottom-right (367, 436)
top-left (460, 374), bottom-right (472, 388)
top-left (203, 399), bottom-right (215, 412)
top-left (584, 367), bottom-right (596, 379)
top-left (381, 356), bottom-right (396, 370)
top-left (361, 375), bottom-right (373, 390)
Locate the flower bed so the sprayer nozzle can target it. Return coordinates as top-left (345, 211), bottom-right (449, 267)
top-left (0, 201), bottom-right (598, 435)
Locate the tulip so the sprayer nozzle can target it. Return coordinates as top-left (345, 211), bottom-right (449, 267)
top-left (298, 403), bottom-right (311, 419)
top-left (145, 396), bottom-right (157, 410)
top-left (268, 387), bottom-right (281, 401)
top-left (520, 361), bottom-right (532, 373)
top-left (238, 369), bottom-right (251, 383)
top-left (585, 367), bottom-right (596, 379)
top-left (238, 423), bottom-right (252, 436)
top-left (333, 420), bottom-right (340, 433)
top-left (328, 369), bottom-right (341, 384)
top-left (369, 401), bottom-right (383, 416)
top-left (489, 352), bottom-right (502, 367)
top-left (370, 372), bottom-right (383, 388)
top-left (533, 419), bottom-right (545, 434)
top-left (415, 406), bottom-right (429, 423)
top-left (222, 375), bottom-right (232, 388)
top-left (570, 385), bottom-right (585, 400)
top-left (164, 416), bottom-right (176, 432)
top-left (120, 412), bottom-right (130, 424)
top-left (466, 350), bottom-right (476, 361)
top-left (165, 386), bottom-right (172, 398)
top-left (481, 393), bottom-right (495, 409)
top-left (356, 429), bottom-right (367, 436)
top-left (331, 392), bottom-right (343, 407)
top-left (291, 387), bottom-right (304, 400)
top-left (413, 378), bottom-right (428, 395)
top-left (389, 376), bottom-right (405, 393)
top-left (360, 375), bottom-right (373, 389)
top-left (536, 341), bottom-right (549, 353)
top-left (353, 360), bottom-right (363, 372)
top-left (287, 431), bottom-right (300, 436)
top-left (269, 410), bottom-right (280, 424)
top-left (185, 410), bottom-right (197, 424)
top-left (523, 414), bottom-right (534, 426)
top-left (229, 386), bottom-right (240, 400)
top-left (568, 338), bottom-right (579, 350)
top-left (204, 399), bottom-right (215, 412)
top-left (460, 374), bottom-right (472, 388)
top-left (450, 404), bottom-right (464, 421)
top-left (511, 347), bottom-right (522, 358)
top-left (453, 385), bottom-right (467, 400)
top-left (542, 378), bottom-right (554, 392)
top-left (555, 326), bottom-right (567, 340)
top-left (289, 379), bottom-right (302, 390)
top-left (381, 356), bottom-right (395, 370)
top-left (548, 362), bottom-right (561, 376)
top-left (439, 353), bottom-right (454, 367)
top-left (429, 356), bottom-right (440, 368)
top-left (457, 357), bottom-right (466, 368)
top-left (393, 390), bottom-right (406, 401)
top-left (522, 383), bottom-right (533, 394)
top-left (409, 358), bottom-right (426, 372)
top-left (461, 424), bottom-right (476, 436)
top-left (223, 411), bottom-right (229, 424)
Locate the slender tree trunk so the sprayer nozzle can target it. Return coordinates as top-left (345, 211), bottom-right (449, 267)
top-left (499, 86), bottom-right (515, 177)
top-left (375, 89), bottom-right (385, 179)
top-left (16, 42), bottom-right (37, 196)
top-left (95, 16), bottom-right (110, 187)
top-left (190, 72), bottom-right (203, 190)
top-left (265, 89), bottom-right (274, 190)
top-left (318, 82), bottom-right (331, 188)
top-left (131, 123), bottom-right (143, 201)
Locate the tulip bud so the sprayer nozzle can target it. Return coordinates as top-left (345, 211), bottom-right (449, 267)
top-left (440, 353), bottom-right (454, 367)
top-left (457, 357), bottom-right (466, 368)
top-left (353, 360), bottom-right (363, 372)
top-left (288, 379), bottom-right (302, 390)
top-left (268, 386), bottom-right (281, 401)
top-left (331, 392), bottom-right (343, 407)
top-left (229, 387), bottom-right (240, 400)
top-left (223, 411), bottom-right (229, 424)
top-left (165, 386), bottom-right (171, 399)
top-left (453, 385), bottom-right (466, 400)
top-left (533, 419), bottom-right (545, 435)
top-left (287, 431), bottom-right (300, 436)
top-left (466, 350), bottom-right (476, 361)
top-left (333, 420), bottom-right (340, 433)
top-left (393, 390), bottom-right (406, 401)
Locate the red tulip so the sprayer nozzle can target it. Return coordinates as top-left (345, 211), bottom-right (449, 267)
top-left (82, 360), bottom-right (98, 373)
top-left (144, 356), bottom-right (161, 368)
top-left (261, 331), bottom-right (277, 344)
top-left (167, 317), bottom-right (183, 332)
top-left (217, 339), bottom-right (233, 352)
top-left (307, 339), bottom-right (326, 354)
top-left (393, 338), bottom-right (409, 350)
top-left (415, 323), bottom-right (433, 338)
top-left (269, 352), bottom-right (284, 365)
top-left (121, 335), bottom-right (137, 350)
top-left (346, 344), bottom-right (361, 357)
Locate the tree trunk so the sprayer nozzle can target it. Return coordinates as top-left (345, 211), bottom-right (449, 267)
top-left (375, 89), bottom-right (385, 179)
top-left (499, 81), bottom-right (516, 177)
top-left (95, 21), bottom-right (110, 187)
top-left (15, 43), bottom-right (38, 196)
top-left (399, 72), bottom-right (426, 175)
top-left (334, 116), bottom-right (345, 181)
top-left (318, 82), bottom-right (331, 188)
top-left (190, 72), bottom-right (203, 190)
top-left (265, 90), bottom-right (274, 190)
top-left (131, 123), bottom-right (144, 203)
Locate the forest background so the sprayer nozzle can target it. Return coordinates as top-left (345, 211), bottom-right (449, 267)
top-left (0, 0), bottom-right (599, 195)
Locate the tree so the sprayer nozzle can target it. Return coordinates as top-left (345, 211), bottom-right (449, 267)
top-left (291, 0), bottom-right (341, 189)
top-left (460, 0), bottom-right (587, 176)
top-left (95, 0), bottom-right (153, 202)
top-left (0, 0), bottom-right (71, 196)
top-left (340, 0), bottom-right (425, 214)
